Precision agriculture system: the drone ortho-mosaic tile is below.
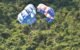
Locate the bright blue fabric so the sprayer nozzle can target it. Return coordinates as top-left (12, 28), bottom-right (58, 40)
top-left (20, 13), bottom-right (36, 25)
top-left (17, 4), bottom-right (36, 25)
top-left (46, 8), bottom-right (54, 23)
top-left (38, 7), bottom-right (55, 23)
top-left (46, 18), bottom-right (54, 23)
top-left (47, 8), bottom-right (55, 17)
top-left (38, 9), bottom-right (45, 14)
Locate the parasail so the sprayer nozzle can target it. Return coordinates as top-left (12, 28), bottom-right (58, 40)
top-left (17, 4), bottom-right (36, 25)
top-left (37, 3), bottom-right (55, 23)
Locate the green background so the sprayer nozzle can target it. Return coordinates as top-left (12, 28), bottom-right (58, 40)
top-left (0, 0), bottom-right (80, 50)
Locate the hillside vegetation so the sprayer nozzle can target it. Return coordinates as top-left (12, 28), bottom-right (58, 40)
top-left (0, 0), bottom-right (80, 50)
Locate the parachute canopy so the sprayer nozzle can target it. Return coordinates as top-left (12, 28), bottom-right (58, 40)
top-left (17, 4), bottom-right (36, 25)
top-left (37, 3), bottom-right (55, 23)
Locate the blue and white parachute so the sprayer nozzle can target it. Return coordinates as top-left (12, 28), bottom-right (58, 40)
top-left (37, 3), bottom-right (55, 23)
top-left (17, 4), bottom-right (36, 25)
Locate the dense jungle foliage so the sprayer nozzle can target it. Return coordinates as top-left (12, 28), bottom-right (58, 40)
top-left (0, 0), bottom-right (80, 50)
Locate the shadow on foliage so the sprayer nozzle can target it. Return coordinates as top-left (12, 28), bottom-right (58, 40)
top-left (0, 32), bottom-right (11, 39)
top-left (26, 34), bottom-right (47, 50)
top-left (21, 26), bottom-right (31, 35)
top-left (26, 0), bottom-right (79, 10)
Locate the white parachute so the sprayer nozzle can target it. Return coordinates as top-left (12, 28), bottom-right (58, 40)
top-left (17, 4), bottom-right (36, 25)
